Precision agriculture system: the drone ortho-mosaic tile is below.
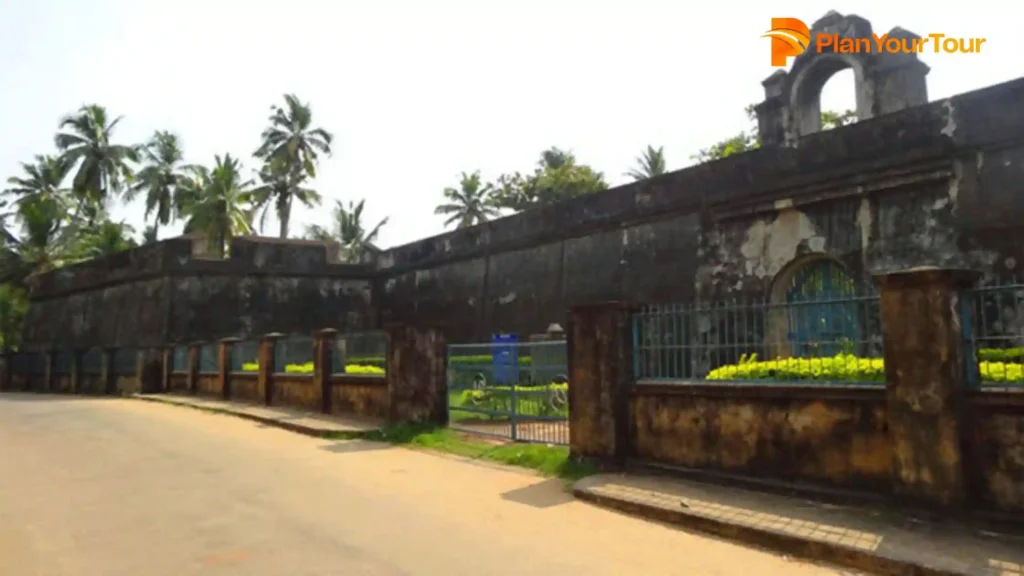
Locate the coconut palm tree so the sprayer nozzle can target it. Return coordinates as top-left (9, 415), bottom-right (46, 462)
top-left (434, 171), bottom-right (499, 229)
top-left (54, 104), bottom-right (139, 223)
top-left (255, 94), bottom-right (333, 177)
top-left (3, 155), bottom-right (71, 210)
top-left (126, 131), bottom-right (185, 237)
top-left (305, 199), bottom-right (387, 263)
top-left (140, 224), bottom-right (159, 245)
top-left (178, 155), bottom-right (255, 258)
top-left (0, 196), bottom-right (71, 287)
top-left (250, 158), bottom-right (322, 238)
top-left (625, 145), bottom-right (668, 181)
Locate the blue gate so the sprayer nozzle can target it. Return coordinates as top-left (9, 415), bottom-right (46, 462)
top-left (785, 260), bottom-right (862, 357)
top-left (446, 338), bottom-right (569, 445)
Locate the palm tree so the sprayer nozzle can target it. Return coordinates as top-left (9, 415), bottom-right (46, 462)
top-left (54, 104), bottom-right (139, 223)
top-left (251, 158), bottom-right (322, 238)
top-left (434, 171), bottom-right (499, 229)
top-left (141, 224), bottom-right (159, 245)
top-left (4, 155), bottom-right (71, 209)
top-left (254, 94), bottom-right (333, 178)
top-left (626, 145), bottom-right (667, 181)
top-left (0, 196), bottom-right (71, 287)
top-left (126, 131), bottom-right (185, 237)
top-left (178, 155), bottom-right (254, 258)
top-left (305, 199), bottom-right (387, 263)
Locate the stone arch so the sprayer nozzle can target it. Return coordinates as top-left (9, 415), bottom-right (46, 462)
top-left (754, 11), bottom-right (930, 146)
top-left (764, 254), bottom-right (863, 358)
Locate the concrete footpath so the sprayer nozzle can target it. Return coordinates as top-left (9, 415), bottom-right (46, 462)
top-left (575, 473), bottom-right (1024, 576)
top-left (133, 393), bottom-right (383, 437)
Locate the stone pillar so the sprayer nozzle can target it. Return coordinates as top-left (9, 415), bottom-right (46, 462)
top-left (875, 267), bottom-right (979, 508)
top-left (386, 324), bottom-right (447, 425)
top-left (567, 302), bottom-right (636, 465)
top-left (259, 333), bottom-right (282, 406)
top-left (70, 349), bottom-right (82, 394)
top-left (0, 351), bottom-right (8, 391)
top-left (42, 349), bottom-right (55, 393)
top-left (135, 348), bottom-right (163, 394)
top-left (186, 344), bottom-right (200, 395)
top-left (218, 338), bottom-right (238, 400)
top-left (313, 329), bottom-right (338, 414)
top-left (100, 348), bottom-right (114, 395)
top-left (160, 347), bottom-right (172, 393)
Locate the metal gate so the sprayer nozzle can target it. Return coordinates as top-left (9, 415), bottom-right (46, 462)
top-left (446, 338), bottom-right (569, 445)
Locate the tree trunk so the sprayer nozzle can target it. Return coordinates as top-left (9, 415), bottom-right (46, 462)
top-left (278, 196), bottom-right (291, 239)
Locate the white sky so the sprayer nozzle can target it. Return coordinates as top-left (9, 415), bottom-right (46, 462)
top-left (0, 1), bottom-right (1018, 249)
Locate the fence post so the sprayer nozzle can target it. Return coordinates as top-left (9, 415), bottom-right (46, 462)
top-left (385, 324), bottom-right (447, 425)
top-left (314, 328), bottom-right (337, 414)
top-left (566, 302), bottom-right (636, 466)
top-left (259, 333), bottom-right (282, 406)
top-left (874, 267), bottom-right (979, 509)
top-left (218, 337), bottom-right (238, 401)
top-left (186, 343), bottom-right (200, 395)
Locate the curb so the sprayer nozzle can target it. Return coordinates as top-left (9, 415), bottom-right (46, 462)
top-left (572, 487), bottom-right (965, 576)
top-left (131, 395), bottom-right (362, 439)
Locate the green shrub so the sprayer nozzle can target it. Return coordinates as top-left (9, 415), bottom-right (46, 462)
top-left (977, 347), bottom-right (1024, 362)
top-left (453, 383), bottom-right (568, 418)
top-left (237, 361), bottom-right (384, 375)
top-left (706, 353), bottom-right (1023, 385)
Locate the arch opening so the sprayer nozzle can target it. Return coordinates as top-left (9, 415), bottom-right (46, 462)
top-left (767, 257), bottom-right (870, 359)
top-left (790, 55), bottom-right (866, 137)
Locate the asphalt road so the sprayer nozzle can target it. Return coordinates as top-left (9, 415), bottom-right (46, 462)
top-left (0, 394), bottom-right (857, 576)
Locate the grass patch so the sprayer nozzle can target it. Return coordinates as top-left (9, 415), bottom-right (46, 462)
top-left (329, 423), bottom-right (596, 482)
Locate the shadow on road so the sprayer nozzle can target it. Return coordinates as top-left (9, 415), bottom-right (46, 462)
top-left (0, 392), bottom-right (103, 403)
top-left (320, 439), bottom-right (392, 454)
top-left (500, 478), bottom-right (574, 509)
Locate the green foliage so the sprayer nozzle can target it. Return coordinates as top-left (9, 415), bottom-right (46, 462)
top-left (238, 361), bottom-right (384, 375)
top-left (304, 199), bottom-right (387, 263)
top-left (0, 285), bottom-right (28, 350)
top-left (977, 347), bottom-right (1024, 362)
top-left (435, 171), bottom-right (500, 229)
top-left (625, 145), bottom-right (668, 181)
top-left (452, 383), bottom-right (569, 418)
top-left (691, 104), bottom-right (857, 164)
top-left (489, 147), bottom-right (608, 212)
top-left (707, 351), bottom-right (1023, 385)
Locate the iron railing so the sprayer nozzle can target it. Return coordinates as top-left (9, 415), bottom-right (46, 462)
top-left (198, 344), bottom-right (218, 374)
top-left (230, 340), bottom-right (259, 373)
top-left (273, 334), bottom-right (314, 375)
top-left (332, 330), bottom-right (387, 376)
top-left (446, 339), bottom-right (569, 445)
top-left (962, 277), bottom-right (1024, 388)
top-left (632, 293), bottom-right (884, 386)
top-left (171, 346), bottom-right (188, 373)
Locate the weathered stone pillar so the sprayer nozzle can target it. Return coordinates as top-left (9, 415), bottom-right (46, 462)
top-left (160, 347), bottom-right (172, 393)
top-left (186, 344), bottom-right (200, 395)
top-left (42, 349), bottom-right (55, 393)
top-left (70, 349), bottom-right (82, 394)
top-left (875, 267), bottom-right (979, 508)
top-left (135, 348), bottom-right (163, 394)
top-left (218, 337), bottom-right (238, 400)
top-left (567, 302), bottom-right (635, 465)
top-left (0, 351), bottom-right (9, 391)
top-left (100, 348), bottom-right (114, 395)
top-left (385, 324), bottom-right (447, 425)
top-left (259, 333), bottom-right (282, 406)
top-left (313, 329), bottom-right (337, 414)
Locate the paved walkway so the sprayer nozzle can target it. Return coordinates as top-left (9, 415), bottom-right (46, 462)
top-left (134, 393), bottom-right (383, 436)
top-left (575, 473), bottom-right (1024, 576)
top-left (1, 393), bottom-right (855, 576)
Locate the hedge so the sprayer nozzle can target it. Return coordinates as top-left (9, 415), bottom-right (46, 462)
top-left (706, 353), bottom-right (1022, 384)
top-left (453, 384), bottom-right (568, 418)
top-left (238, 361), bottom-right (384, 375)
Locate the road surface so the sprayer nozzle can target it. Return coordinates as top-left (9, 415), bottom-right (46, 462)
top-left (0, 394), bottom-right (857, 576)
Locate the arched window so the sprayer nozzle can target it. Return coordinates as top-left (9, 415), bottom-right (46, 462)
top-left (770, 257), bottom-right (864, 358)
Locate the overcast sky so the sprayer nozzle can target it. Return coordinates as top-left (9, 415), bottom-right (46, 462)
top-left (0, 1), bottom-right (1017, 249)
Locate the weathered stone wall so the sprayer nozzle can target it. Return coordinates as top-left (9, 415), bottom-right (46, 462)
top-left (21, 236), bottom-right (376, 350)
top-left (966, 392), bottom-right (1024, 513)
top-left (632, 385), bottom-right (891, 490)
top-left (377, 76), bottom-right (1024, 341)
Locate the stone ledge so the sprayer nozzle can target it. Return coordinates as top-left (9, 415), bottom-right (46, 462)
top-left (574, 473), bottom-right (1023, 576)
